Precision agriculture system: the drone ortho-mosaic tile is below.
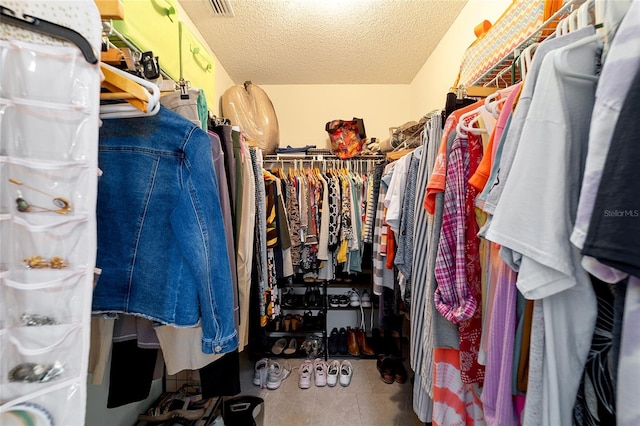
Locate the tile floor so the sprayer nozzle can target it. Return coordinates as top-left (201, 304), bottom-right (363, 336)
top-left (237, 355), bottom-right (424, 426)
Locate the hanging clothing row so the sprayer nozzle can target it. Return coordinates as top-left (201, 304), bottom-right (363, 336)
top-left (383, 2), bottom-right (639, 425)
top-left (90, 58), bottom-right (258, 407)
top-left (255, 158), bottom-right (385, 329)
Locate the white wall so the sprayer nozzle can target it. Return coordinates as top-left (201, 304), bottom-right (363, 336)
top-left (182, 1), bottom-right (512, 148)
top-left (409, 0), bottom-right (513, 117)
top-left (179, 0), bottom-right (513, 147)
top-left (261, 84), bottom-right (411, 149)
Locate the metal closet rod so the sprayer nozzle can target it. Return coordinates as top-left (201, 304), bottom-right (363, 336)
top-left (102, 20), bottom-right (176, 84)
top-left (471, 0), bottom-right (583, 88)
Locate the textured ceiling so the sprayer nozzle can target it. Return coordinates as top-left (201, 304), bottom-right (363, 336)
top-left (179, 0), bottom-right (468, 84)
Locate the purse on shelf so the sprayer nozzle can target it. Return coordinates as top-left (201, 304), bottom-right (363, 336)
top-left (325, 117), bottom-right (367, 159)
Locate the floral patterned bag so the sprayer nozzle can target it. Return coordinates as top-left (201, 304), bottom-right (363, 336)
top-left (325, 117), bottom-right (367, 159)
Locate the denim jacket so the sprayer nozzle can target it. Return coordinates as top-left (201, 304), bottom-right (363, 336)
top-left (93, 106), bottom-right (237, 354)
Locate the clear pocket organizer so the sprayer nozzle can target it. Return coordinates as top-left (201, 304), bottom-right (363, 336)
top-left (0, 98), bottom-right (91, 161)
top-left (1, 270), bottom-right (87, 327)
top-left (0, 380), bottom-right (85, 425)
top-left (0, 216), bottom-right (11, 273)
top-left (7, 157), bottom-right (91, 218)
top-left (11, 215), bottom-right (89, 272)
top-left (0, 158), bottom-right (10, 215)
top-left (0, 325), bottom-right (82, 390)
top-left (0, 40), bottom-right (95, 108)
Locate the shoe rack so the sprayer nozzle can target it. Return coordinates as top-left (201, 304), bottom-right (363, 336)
top-left (325, 271), bottom-right (379, 359)
top-left (263, 277), bottom-right (328, 361)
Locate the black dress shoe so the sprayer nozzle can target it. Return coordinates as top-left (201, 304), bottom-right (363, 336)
top-left (337, 327), bottom-right (348, 355)
top-left (328, 327), bottom-right (339, 354)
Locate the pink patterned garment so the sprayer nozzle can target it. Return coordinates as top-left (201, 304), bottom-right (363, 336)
top-left (434, 133), bottom-right (476, 323)
top-left (434, 127), bottom-right (485, 384)
top-left (458, 131), bottom-right (485, 384)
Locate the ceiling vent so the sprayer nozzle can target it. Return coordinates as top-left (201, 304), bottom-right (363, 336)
top-left (207, 0), bottom-right (234, 17)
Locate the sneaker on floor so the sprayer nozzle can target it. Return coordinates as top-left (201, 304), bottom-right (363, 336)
top-left (253, 358), bottom-right (269, 388)
top-left (327, 360), bottom-right (340, 387)
top-left (266, 361), bottom-right (291, 390)
top-left (299, 359), bottom-right (313, 389)
top-left (313, 358), bottom-right (328, 387)
top-left (360, 289), bottom-right (372, 307)
top-left (339, 360), bottom-right (353, 387)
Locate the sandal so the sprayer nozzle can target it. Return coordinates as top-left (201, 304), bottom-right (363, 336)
top-left (292, 314), bottom-right (303, 331)
top-left (283, 314), bottom-right (292, 332)
top-left (271, 338), bottom-right (287, 355)
top-left (283, 338), bottom-right (298, 356)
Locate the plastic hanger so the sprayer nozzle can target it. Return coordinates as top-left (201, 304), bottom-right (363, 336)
top-left (554, 33), bottom-right (602, 83)
top-left (578, 0), bottom-right (594, 28)
top-left (99, 63), bottom-right (160, 118)
top-left (0, 6), bottom-right (98, 64)
top-left (519, 43), bottom-right (539, 82)
top-left (456, 107), bottom-right (488, 138)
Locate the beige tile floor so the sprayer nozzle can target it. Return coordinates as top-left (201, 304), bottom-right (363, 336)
top-left (237, 356), bottom-right (424, 426)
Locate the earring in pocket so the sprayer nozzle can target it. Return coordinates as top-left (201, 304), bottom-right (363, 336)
top-left (9, 178), bottom-right (71, 214)
top-left (24, 255), bottom-right (68, 269)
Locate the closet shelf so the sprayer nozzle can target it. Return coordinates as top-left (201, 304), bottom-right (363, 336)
top-left (267, 330), bottom-right (324, 337)
top-left (470, 0), bottom-right (580, 88)
top-left (327, 305), bottom-right (377, 311)
top-left (280, 305), bottom-right (325, 311)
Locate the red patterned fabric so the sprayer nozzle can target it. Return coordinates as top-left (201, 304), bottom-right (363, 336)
top-left (459, 131), bottom-right (485, 384)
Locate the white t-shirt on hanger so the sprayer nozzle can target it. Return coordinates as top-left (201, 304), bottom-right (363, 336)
top-left (485, 36), bottom-right (600, 426)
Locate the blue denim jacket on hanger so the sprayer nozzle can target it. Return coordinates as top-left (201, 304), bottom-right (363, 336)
top-left (93, 106), bottom-right (238, 355)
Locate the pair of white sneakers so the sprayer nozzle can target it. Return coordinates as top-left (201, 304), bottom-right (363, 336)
top-left (253, 358), bottom-right (291, 390)
top-left (299, 358), bottom-right (353, 388)
top-left (328, 359), bottom-right (353, 387)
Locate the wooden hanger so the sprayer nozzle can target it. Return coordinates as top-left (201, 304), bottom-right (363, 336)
top-left (100, 62), bottom-right (149, 106)
top-left (99, 63), bottom-right (160, 118)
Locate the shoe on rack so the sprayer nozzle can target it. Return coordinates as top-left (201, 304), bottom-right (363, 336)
top-left (370, 327), bottom-right (383, 355)
top-left (253, 358), bottom-right (270, 388)
top-left (328, 328), bottom-right (339, 355)
top-left (348, 289), bottom-right (361, 307)
top-left (329, 294), bottom-right (340, 308)
top-left (271, 338), bottom-right (287, 355)
top-left (299, 360), bottom-right (313, 389)
top-left (347, 327), bottom-right (360, 356)
top-left (291, 314), bottom-right (303, 332)
top-left (327, 360), bottom-right (340, 387)
top-left (266, 361), bottom-right (291, 390)
top-left (338, 294), bottom-right (350, 308)
top-left (313, 358), bottom-right (328, 387)
top-left (283, 338), bottom-right (298, 356)
top-left (338, 327), bottom-right (348, 355)
top-left (339, 360), bottom-right (353, 387)
top-left (360, 289), bottom-right (372, 307)
top-left (283, 314), bottom-right (292, 332)
top-left (355, 329), bottom-right (376, 356)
